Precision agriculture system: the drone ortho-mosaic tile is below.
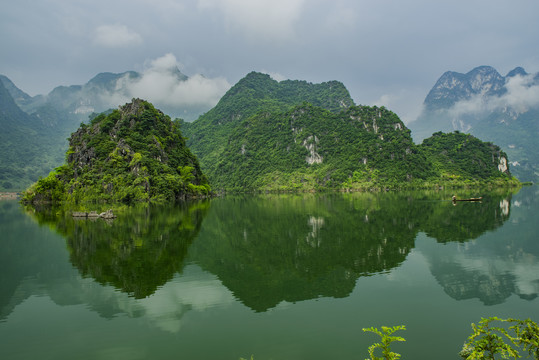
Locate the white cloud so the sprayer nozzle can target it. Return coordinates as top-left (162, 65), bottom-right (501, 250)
top-left (197, 0), bottom-right (306, 41)
top-left (146, 53), bottom-right (182, 72)
top-left (93, 24), bottom-right (143, 48)
top-left (449, 74), bottom-right (539, 117)
top-left (139, 266), bottom-right (235, 333)
top-left (103, 53), bottom-right (231, 117)
top-left (495, 74), bottom-right (539, 112)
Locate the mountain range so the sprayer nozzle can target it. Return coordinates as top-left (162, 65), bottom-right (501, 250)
top-left (180, 72), bottom-right (512, 191)
top-left (409, 65), bottom-right (539, 182)
top-left (0, 68), bottom-right (213, 190)
top-left (1, 68), bottom-right (520, 192)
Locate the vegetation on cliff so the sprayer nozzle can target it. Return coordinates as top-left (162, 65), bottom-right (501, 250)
top-left (178, 72), bottom-right (518, 192)
top-left (420, 131), bottom-right (512, 182)
top-left (20, 73), bottom-right (520, 201)
top-left (186, 103), bottom-right (517, 192)
top-left (181, 71), bottom-right (355, 182)
top-left (22, 99), bottom-right (210, 204)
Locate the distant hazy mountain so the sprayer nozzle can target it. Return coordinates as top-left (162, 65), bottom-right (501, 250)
top-left (0, 80), bottom-right (64, 190)
top-left (409, 65), bottom-right (539, 182)
top-left (2, 67), bottom-right (206, 125)
top-left (0, 68), bottom-right (213, 190)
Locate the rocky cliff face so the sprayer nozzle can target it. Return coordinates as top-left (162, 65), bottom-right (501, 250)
top-left (424, 66), bottom-right (506, 110)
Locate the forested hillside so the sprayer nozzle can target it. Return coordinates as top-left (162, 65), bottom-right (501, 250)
top-left (211, 103), bottom-right (431, 190)
top-left (0, 80), bottom-right (64, 190)
top-left (22, 99), bottom-right (210, 204)
top-left (13, 71), bottom-right (519, 198)
top-left (181, 71), bottom-right (355, 180)
top-left (182, 73), bottom-right (516, 192)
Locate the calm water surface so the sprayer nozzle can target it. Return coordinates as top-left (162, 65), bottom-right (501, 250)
top-left (1, 187), bottom-right (538, 359)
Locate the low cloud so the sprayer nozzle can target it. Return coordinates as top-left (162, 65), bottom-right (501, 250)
top-left (104, 54), bottom-right (231, 119)
top-left (450, 73), bottom-right (539, 117)
top-left (93, 24), bottom-right (143, 48)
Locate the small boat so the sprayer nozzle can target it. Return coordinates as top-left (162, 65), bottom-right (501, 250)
top-left (452, 195), bottom-right (482, 202)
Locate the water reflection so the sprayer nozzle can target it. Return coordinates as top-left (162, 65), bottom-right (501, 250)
top-left (189, 190), bottom-right (518, 311)
top-left (10, 187), bottom-right (534, 314)
top-left (419, 187), bottom-right (539, 304)
top-left (26, 201), bottom-right (210, 299)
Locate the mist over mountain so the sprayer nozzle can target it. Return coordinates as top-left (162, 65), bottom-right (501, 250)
top-left (0, 55), bottom-right (230, 190)
top-left (2, 54), bottom-right (230, 124)
top-left (409, 65), bottom-right (539, 182)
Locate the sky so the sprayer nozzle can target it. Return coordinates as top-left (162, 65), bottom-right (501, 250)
top-left (1, 0), bottom-right (539, 124)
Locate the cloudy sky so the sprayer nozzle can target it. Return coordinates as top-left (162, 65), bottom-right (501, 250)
top-left (1, 0), bottom-right (538, 123)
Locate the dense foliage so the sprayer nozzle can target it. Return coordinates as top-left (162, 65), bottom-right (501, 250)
top-left (179, 72), bottom-right (518, 192)
top-left (22, 99), bottom-right (210, 204)
top-left (211, 103), bottom-right (432, 190)
top-left (419, 131), bottom-right (512, 181)
top-left (460, 317), bottom-right (539, 360)
top-left (181, 71), bottom-right (356, 184)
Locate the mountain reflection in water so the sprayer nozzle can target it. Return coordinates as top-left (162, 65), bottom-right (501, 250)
top-left (6, 187), bottom-right (536, 317)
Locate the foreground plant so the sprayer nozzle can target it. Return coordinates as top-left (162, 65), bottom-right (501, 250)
top-left (362, 325), bottom-right (406, 360)
top-left (237, 317), bottom-right (537, 360)
top-left (459, 317), bottom-right (539, 360)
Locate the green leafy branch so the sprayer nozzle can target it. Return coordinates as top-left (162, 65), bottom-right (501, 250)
top-left (460, 317), bottom-right (539, 360)
top-left (362, 325), bottom-right (406, 360)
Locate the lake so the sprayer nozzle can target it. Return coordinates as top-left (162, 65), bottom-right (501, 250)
top-left (1, 186), bottom-right (538, 360)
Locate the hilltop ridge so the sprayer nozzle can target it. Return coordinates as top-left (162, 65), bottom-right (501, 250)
top-left (182, 72), bottom-right (516, 191)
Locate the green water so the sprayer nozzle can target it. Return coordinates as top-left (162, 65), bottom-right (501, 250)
top-left (1, 187), bottom-right (538, 359)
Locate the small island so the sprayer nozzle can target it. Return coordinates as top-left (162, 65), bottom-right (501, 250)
top-left (22, 99), bottom-right (210, 204)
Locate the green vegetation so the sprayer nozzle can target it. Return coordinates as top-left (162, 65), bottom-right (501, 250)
top-left (181, 72), bottom-right (355, 187)
top-left (420, 131), bottom-right (512, 182)
top-left (14, 72), bottom-right (521, 199)
top-left (22, 99), bottom-right (210, 204)
top-left (179, 72), bottom-right (519, 192)
top-left (239, 318), bottom-right (538, 360)
top-left (460, 317), bottom-right (539, 360)
top-left (361, 318), bottom-right (539, 360)
top-left (363, 326), bottom-right (406, 360)
top-left (189, 103), bottom-right (517, 191)
top-left (0, 79), bottom-right (66, 191)
top-left (25, 200), bottom-right (210, 298)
